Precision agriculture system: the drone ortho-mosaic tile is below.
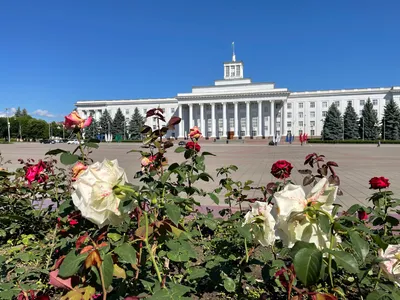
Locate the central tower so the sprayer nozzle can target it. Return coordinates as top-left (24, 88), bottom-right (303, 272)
top-left (223, 42), bottom-right (244, 80)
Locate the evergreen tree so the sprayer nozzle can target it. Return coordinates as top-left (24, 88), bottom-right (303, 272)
top-left (343, 102), bottom-right (359, 139)
top-left (22, 108), bottom-right (28, 116)
top-left (15, 107), bottom-right (22, 117)
top-left (99, 109), bottom-right (113, 135)
top-left (322, 103), bottom-right (343, 140)
top-left (359, 98), bottom-right (379, 140)
top-left (112, 108), bottom-right (125, 137)
top-left (129, 108), bottom-right (145, 140)
top-left (381, 99), bottom-right (400, 140)
top-left (84, 114), bottom-right (98, 139)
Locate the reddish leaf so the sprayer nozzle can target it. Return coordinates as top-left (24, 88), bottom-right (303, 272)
top-left (80, 245), bottom-right (94, 254)
top-left (298, 169), bottom-right (312, 175)
top-left (85, 250), bottom-right (102, 269)
top-left (75, 233), bottom-right (88, 249)
top-left (167, 116), bottom-right (181, 128)
top-left (303, 175), bottom-right (314, 186)
top-left (146, 108), bottom-right (157, 117)
top-left (54, 255), bottom-right (66, 269)
top-left (311, 293), bottom-right (338, 300)
top-left (49, 269), bottom-right (73, 290)
top-left (327, 161), bottom-right (339, 167)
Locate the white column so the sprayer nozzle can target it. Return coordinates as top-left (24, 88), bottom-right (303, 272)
top-left (189, 103), bottom-right (193, 129)
top-left (200, 103), bottom-right (205, 134)
top-left (211, 103), bottom-right (216, 138)
top-left (222, 102), bottom-right (227, 137)
top-left (246, 101), bottom-right (251, 137)
top-left (178, 104), bottom-right (184, 138)
top-left (234, 102), bottom-right (239, 138)
top-left (257, 101), bottom-right (263, 137)
top-left (270, 101), bottom-right (275, 137)
top-left (282, 101), bottom-right (287, 136)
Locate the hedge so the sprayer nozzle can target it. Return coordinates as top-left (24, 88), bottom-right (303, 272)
top-left (307, 139), bottom-right (400, 144)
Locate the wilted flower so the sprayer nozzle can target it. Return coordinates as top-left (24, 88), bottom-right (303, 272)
top-left (273, 178), bottom-right (338, 249)
top-left (72, 162), bottom-right (87, 181)
top-left (243, 201), bottom-right (276, 247)
top-left (189, 126), bottom-right (202, 140)
top-left (71, 159), bottom-right (128, 228)
top-left (64, 111), bottom-right (92, 130)
top-left (25, 160), bottom-right (48, 184)
top-left (369, 176), bottom-right (390, 190)
top-left (271, 160), bottom-right (293, 179)
top-left (378, 244), bottom-right (400, 286)
top-left (186, 141), bottom-right (201, 152)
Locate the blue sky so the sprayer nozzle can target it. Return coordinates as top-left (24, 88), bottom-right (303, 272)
top-left (0, 0), bottom-right (399, 121)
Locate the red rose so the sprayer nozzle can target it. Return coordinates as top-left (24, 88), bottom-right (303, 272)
top-left (369, 176), bottom-right (390, 189)
top-left (271, 160), bottom-right (293, 179)
top-left (25, 160), bottom-right (47, 184)
top-left (186, 141), bottom-right (201, 152)
top-left (358, 210), bottom-right (368, 221)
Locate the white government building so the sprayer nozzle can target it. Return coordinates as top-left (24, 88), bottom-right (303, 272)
top-left (76, 52), bottom-right (400, 139)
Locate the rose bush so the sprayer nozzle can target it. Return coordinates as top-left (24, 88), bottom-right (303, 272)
top-left (1, 110), bottom-right (400, 300)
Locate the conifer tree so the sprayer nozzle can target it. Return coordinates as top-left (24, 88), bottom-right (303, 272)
top-left (381, 99), bottom-right (400, 140)
top-left (112, 108), bottom-right (126, 136)
top-left (129, 108), bottom-right (145, 140)
top-left (343, 102), bottom-right (359, 139)
top-left (15, 107), bottom-right (22, 117)
top-left (22, 108), bottom-right (28, 116)
top-left (322, 103), bottom-right (343, 140)
top-left (99, 109), bottom-right (113, 135)
top-left (359, 98), bottom-right (379, 140)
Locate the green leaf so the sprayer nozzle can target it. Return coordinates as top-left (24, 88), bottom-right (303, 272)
top-left (101, 253), bottom-right (113, 289)
top-left (223, 277), bottom-right (236, 292)
top-left (165, 204), bottom-right (181, 225)
top-left (187, 267), bottom-right (208, 281)
top-left (175, 147), bottom-right (186, 153)
top-left (167, 249), bottom-right (190, 262)
top-left (349, 231), bottom-right (369, 263)
top-left (107, 233), bottom-right (122, 242)
top-left (148, 283), bottom-right (191, 299)
top-left (293, 248), bottom-right (322, 286)
top-left (0, 255), bottom-right (6, 265)
top-left (208, 193), bottom-right (219, 205)
top-left (60, 152), bottom-right (80, 165)
top-left (84, 142), bottom-right (99, 149)
top-left (325, 249), bottom-right (359, 274)
top-left (45, 148), bottom-right (67, 156)
top-left (201, 151), bottom-right (216, 156)
top-left (58, 250), bottom-right (87, 278)
top-left (236, 224), bottom-right (252, 241)
top-left (289, 241), bottom-right (317, 258)
top-left (168, 163), bottom-right (180, 171)
top-left (114, 243), bottom-right (137, 265)
top-left (366, 291), bottom-right (395, 300)
top-left (318, 214), bottom-right (331, 234)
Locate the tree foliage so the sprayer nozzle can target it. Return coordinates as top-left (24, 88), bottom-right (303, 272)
top-left (359, 98), bottom-right (379, 140)
top-left (99, 109), bottom-right (113, 135)
top-left (112, 108), bottom-right (125, 137)
top-left (343, 102), bottom-right (359, 139)
top-left (129, 107), bottom-right (145, 140)
top-left (84, 114), bottom-right (99, 139)
top-left (322, 103), bottom-right (343, 140)
top-left (381, 99), bottom-right (400, 140)
top-left (15, 107), bottom-right (22, 117)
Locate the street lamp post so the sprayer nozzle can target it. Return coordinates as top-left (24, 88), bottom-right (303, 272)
top-left (384, 118), bottom-right (386, 141)
top-left (5, 108), bottom-right (11, 142)
top-left (362, 118), bottom-right (365, 141)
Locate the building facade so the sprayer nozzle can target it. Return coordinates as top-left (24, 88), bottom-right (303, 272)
top-left (76, 55), bottom-right (400, 139)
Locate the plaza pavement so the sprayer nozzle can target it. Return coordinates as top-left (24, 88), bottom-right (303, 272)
top-left (1, 142), bottom-right (399, 210)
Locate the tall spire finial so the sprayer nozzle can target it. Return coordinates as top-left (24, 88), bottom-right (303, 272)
top-left (232, 42), bottom-right (236, 62)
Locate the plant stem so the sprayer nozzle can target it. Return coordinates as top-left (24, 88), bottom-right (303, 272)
top-left (144, 212), bottom-right (163, 285)
top-left (76, 132), bottom-right (86, 162)
top-left (98, 264), bottom-right (108, 300)
top-left (45, 225), bottom-right (58, 270)
top-left (244, 238), bottom-right (249, 263)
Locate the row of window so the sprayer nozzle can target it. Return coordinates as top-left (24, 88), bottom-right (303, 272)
top-left (287, 108), bottom-right (378, 119)
top-left (122, 107), bottom-right (175, 116)
top-left (287, 99), bottom-right (381, 110)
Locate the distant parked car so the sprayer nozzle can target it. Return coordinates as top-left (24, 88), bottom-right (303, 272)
top-left (178, 141), bottom-right (186, 146)
top-left (40, 139), bottom-right (55, 144)
top-left (67, 140), bottom-right (84, 145)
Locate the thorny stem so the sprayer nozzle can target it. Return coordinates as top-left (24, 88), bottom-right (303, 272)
top-left (144, 211), bottom-right (163, 285)
top-left (76, 131), bottom-right (86, 163)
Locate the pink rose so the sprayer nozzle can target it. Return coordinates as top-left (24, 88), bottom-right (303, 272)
top-left (64, 111), bottom-right (92, 129)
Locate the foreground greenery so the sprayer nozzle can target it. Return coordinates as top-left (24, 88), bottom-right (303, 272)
top-left (1, 109), bottom-right (400, 299)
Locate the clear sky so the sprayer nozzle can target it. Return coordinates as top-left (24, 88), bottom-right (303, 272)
top-left (0, 0), bottom-right (399, 120)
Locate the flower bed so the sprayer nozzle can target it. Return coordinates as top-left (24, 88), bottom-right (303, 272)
top-left (0, 109), bottom-right (399, 299)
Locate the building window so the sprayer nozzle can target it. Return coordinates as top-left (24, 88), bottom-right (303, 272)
top-left (287, 103), bottom-right (292, 109)
top-left (360, 100), bottom-right (365, 106)
top-left (298, 121), bottom-right (303, 127)
top-left (225, 66), bottom-right (229, 77)
top-left (298, 112), bottom-right (303, 118)
top-left (171, 108), bottom-right (175, 114)
top-left (287, 112), bottom-right (292, 118)
top-left (322, 111), bottom-right (327, 117)
top-left (287, 121), bottom-right (292, 127)
top-left (229, 118), bottom-right (234, 130)
top-left (236, 65), bottom-right (241, 77)
top-left (125, 109), bottom-right (129, 115)
top-left (386, 99), bottom-right (391, 105)
top-left (207, 119), bottom-right (212, 132)
top-left (335, 101), bottom-right (340, 107)
top-left (310, 121), bottom-right (315, 127)
top-left (310, 102), bottom-right (315, 108)
top-left (153, 117), bottom-right (156, 122)
top-left (310, 112), bottom-right (315, 118)
top-left (153, 125), bottom-right (156, 130)
top-left (373, 99), bottom-right (378, 105)
top-left (347, 100), bottom-right (352, 107)
top-left (240, 118), bottom-right (246, 131)
top-left (230, 65), bottom-right (235, 77)
top-left (252, 117), bottom-right (257, 130)
top-left (322, 102), bottom-right (327, 108)
top-left (311, 129), bottom-right (315, 136)
top-left (373, 109), bottom-right (378, 114)
top-left (276, 122), bottom-right (280, 128)
top-left (359, 110), bottom-right (363, 116)
top-left (299, 103), bottom-right (303, 109)
top-left (143, 109), bottom-right (146, 115)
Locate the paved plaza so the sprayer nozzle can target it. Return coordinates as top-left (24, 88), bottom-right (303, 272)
top-left (1, 142), bottom-right (399, 210)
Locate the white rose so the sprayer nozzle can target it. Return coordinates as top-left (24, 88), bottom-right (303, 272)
top-left (378, 244), bottom-right (400, 286)
top-left (244, 201), bottom-right (276, 247)
top-left (273, 178), bottom-right (338, 249)
top-left (72, 159), bottom-right (128, 228)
